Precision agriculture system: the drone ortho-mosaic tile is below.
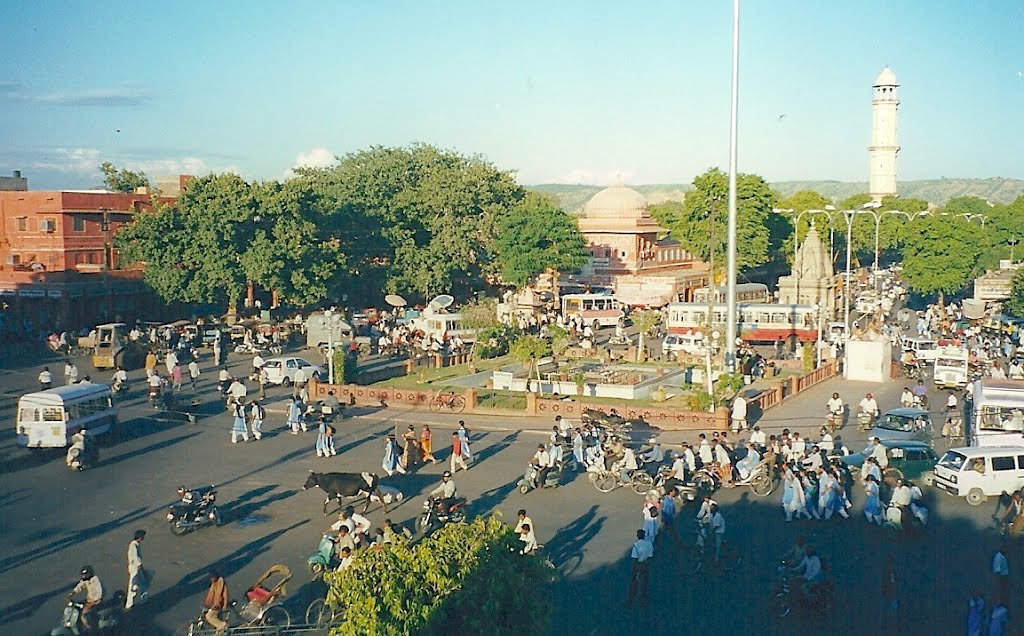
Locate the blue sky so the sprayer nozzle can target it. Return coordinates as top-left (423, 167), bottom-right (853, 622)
top-left (1, 0), bottom-right (1022, 190)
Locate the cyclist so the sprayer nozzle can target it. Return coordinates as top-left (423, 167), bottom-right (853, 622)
top-left (826, 393), bottom-right (844, 429)
top-left (791, 545), bottom-right (824, 602)
top-left (858, 393), bottom-right (879, 427)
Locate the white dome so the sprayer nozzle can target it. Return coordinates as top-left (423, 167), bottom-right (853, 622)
top-left (874, 67), bottom-right (897, 86)
top-left (582, 184), bottom-right (649, 220)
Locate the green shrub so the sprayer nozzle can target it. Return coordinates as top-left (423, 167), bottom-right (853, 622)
top-left (325, 515), bottom-right (552, 636)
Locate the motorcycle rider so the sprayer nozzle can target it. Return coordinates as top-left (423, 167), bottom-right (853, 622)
top-left (735, 442), bottom-right (761, 481)
top-left (68, 565), bottom-right (103, 632)
top-left (826, 392), bottom-right (844, 428)
top-left (791, 545), bottom-right (824, 601)
top-left (900, 386), bottom-right (914, 408)
top-left (529, 444), bottom-right (551, 489)
top-left (66, 428), bottom-right (88, 469)
top-left (429, 471), bottom-right (458, 513)
top-left (911, 380), bottom-right (928, 407)
top-left (640, 438), bottom-right (665, 464)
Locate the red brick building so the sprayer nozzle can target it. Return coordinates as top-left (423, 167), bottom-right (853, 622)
top-left (0, 189), bottom-right (181, 334)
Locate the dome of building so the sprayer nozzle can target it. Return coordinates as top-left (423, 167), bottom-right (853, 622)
top-left (582, 184), bottom-right (649, 219)
top-left (874, 67), bottom-right (897, 86)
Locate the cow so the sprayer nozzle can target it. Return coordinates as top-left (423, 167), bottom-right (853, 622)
top-left (302, 471), bottom-right (387, 515)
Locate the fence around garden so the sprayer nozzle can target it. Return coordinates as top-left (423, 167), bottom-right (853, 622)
top-left (309, 359), bottom-right (837, 431)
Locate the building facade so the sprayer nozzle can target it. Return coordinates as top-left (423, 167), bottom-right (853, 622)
top-left (0, 189), bottom-right (176, 334)
top-left (869, 67), bottom-right (900, 201)
top-left (576, 184), bottom-right (709, 306)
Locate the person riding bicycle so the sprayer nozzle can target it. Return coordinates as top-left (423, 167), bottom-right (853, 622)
top-left (611, 445), bottom-right (638, 484)
top-left (826, 393), bottom-right (844, 426)
top-left (858, 393), bottom-right (879, 423)
top-left (900, 386), bottom-right (914, 408)
top-left (912, 380), bottom-right (928, 407)
top-left (781, 535), bottom-right (809, 567)
top-left (791, 545), bottom-right (824, 601)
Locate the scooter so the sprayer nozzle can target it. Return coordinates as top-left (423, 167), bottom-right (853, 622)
top-left (65, 439), bottom-right (99, 471)
top-left (50, 591), bottom-right (125, 636)
top-left (857, 411), bottom-right (876, 432)
top-left (307, 533), bottom-right (339, 577)
top-left (517, 463), bottom-right (562, 494)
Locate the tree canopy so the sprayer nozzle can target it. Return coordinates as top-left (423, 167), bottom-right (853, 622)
top-left (99, 161), bottom-right (149, 193)
top-left (900, 214), bottom-right (984, 302)
top-left (493, 192), bottom-right (588, 288)
top-left (651, 167), bottom-right (778, 273)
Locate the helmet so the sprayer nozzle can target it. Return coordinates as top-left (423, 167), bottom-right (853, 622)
top-left (80, 565), bottom-right (94, 579)
top-left (442, 471), bottom-right (452, 478)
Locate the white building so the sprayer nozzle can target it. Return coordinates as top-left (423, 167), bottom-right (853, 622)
top-left (868, 67), bottom-right (900, 202)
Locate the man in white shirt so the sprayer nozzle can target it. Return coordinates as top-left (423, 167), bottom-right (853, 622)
top-left (900, 387), bottom-right (915, 408)
top-left (342, 507), bottom-right (372, 537)
top-left (626, 529), bottom-right (654, 608)
top-left (793, 546), bottom-right (824, 597)
top-left (555, 415), bottom-right (572, 441)
top-left (682, 443), bottom-right (697, 474)
top-left (125, 530), bottom-right (146, 609)
top-left (731, 395), bottom-right (748, 433)
top-left (867, 437), bottom-right (889, 469)
top-left (252, 354), bottom-right (265, 373)
top-left (336, 546), bottom-right (354, 571)
top-left (518, 523), bottom-right (538, 554)
top-left (228, 378), bottom-right (247, 402)
top-left (515, 509), bottom-right (535, 537)
top-left (791, 433), bottom-right (807, 461)
top-left (709, 503), bottom-right (726, 562)
top-left (698, 435), bottom-right (714, 466)
top-left (613, 446), bottom-right (638, 483)
top-left (38, 366), bottom-right (53, 390)
top-left (859, 393), bottom-right (879, 418)
top-left (531, 444), bottom-right (551, 488)
top-left (112, 367), bottom-right (128, 392)
top-left (827, 393), bottom-right (844, 424)
top-left (736, 443), bottom-right (761, 481)
top-left (165, 349), bottom-right (178, 377)
top-left (70, 566), bottom-right (104, 631)
top-left (749, 426), bottom-right (766, 448)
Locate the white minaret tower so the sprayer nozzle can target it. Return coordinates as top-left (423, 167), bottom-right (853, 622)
top-left (868, 67), bottom-right (899, 201)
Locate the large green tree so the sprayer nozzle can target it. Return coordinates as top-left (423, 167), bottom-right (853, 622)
top-left (304, 144), bottom-right (523, 301)
top-left (99, 161), bottom-right (150, 193)
top-left (652, 167), bottom-right (778, 273)
top-left (776, 190), bottom-right (831, 262)
top-left (117, 173), bottom-right (256, 310)
top-left (493, 192), bottom-right (588, 288)
top-left (900, 214), bottom-right (984, 303)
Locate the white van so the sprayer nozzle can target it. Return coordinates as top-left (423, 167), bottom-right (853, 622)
top-left (662, 332), bottom-right (706, 357)
top-left (15, 383), bottom-right (117, 449)
top-left (902, 337), bottom-right (939, 362)
top-left (933, 445), bottom-right (1024, 506)
top-left (933, 347), bottom-right (969, 390)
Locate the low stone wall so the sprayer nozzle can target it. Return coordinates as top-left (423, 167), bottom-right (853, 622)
top-left (748, 361), bottom-right (837, 413)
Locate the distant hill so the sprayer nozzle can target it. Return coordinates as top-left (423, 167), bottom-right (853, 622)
top-left (529, 178), bottom-right (1024, 213)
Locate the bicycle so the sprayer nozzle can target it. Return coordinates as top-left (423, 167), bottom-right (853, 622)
top-left (592, 468), bottom-right (655, 495)
top-left (686, 525), bottom-right (741, 576)
top-left (429, 392), bottom-right (466, 413)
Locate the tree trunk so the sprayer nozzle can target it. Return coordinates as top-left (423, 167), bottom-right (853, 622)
top-left (636, 332), bottom-right (645, 363)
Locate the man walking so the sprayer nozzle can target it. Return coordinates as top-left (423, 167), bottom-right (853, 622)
top-left (288, 395), bottom-right (304, 434)
top-left (125, 530), bottom-right (146, 610)
top-left (250, 400), bottom-right (264, 441)
top-left (231, 399), bottom-right (249, 443)
top-left (38, 366), bottom-right (53, 390)
top-left (625, 529), bottom-right (654, 608)
top-left (188, 359), bottom-right (200, 390)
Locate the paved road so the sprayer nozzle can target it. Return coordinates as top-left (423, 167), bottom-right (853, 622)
top-left (0, 349), bottom-right (1012, 635)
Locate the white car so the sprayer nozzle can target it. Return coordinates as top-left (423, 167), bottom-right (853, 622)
top-left (262, 357), bottom-right (326, 386)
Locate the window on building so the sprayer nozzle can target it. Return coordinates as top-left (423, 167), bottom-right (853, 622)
top-left (87, 252), bottom-right (97, 264)
top-left (73, 216), bottom-right (86, 232)
top-left (16, 217), bottom-right (28, 232)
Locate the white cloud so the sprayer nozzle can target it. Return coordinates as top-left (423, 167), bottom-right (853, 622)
top-left (284, 147), bottom-right (335, 179)
top-left (124, 157), bottom-right (210, 176)
top-left (550, 168), bottom-right (635, 186)
top-left (30, 147), bottom-right (102, 175)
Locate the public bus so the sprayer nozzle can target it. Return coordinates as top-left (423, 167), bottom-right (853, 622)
top-left (561, 294), bottom-right (625, 330)
top-left (968, 378), bottom-right (1024, 448)
top-left (15, 383), bottom-right (117, 449)
top-left (666, 302), bottom-right (819, 346)
top-left (691, 283), bottom-right (770, 304)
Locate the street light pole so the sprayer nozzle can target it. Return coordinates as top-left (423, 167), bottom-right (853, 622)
top-left (724, 0), bottom-right (741, 374)
top-left (843, 210), bottom-right (854, 376)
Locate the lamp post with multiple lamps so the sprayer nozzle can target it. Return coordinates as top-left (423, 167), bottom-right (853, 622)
top-left (323, 309), bottom-right (343, 384)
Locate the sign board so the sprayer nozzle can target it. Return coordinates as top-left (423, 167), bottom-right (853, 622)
top-left (18, 289), bottom-right (45, 298)
top-left (47, 289), bottom-right (63, 298)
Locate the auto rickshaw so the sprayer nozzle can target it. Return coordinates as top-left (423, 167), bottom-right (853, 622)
top-left (91, 323), bottom-right (145, 370)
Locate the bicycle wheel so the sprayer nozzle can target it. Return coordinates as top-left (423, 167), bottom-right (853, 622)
top-left (631, 472), bottom-right (655, 495)
top-left (449, 395), bottom-right (467, 413)
top-left (305, 598), bottom-right (336, 626)
top-left (594, 473), bottom-right (618, 493)
top-left (751, 474), bottom-right (774, 497)
top-left (260, 605), bottom-right (291, 628)
top-left (428, 397), bottom-right (441, 413)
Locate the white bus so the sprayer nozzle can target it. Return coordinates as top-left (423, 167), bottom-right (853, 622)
top-left (561, 294), bottom-right (624, 330)
top-left (15, 383), bottom-right (117, 449)
top-left (969, 379), bottom-right (1024, 448)
top-left (691, 283), bottom-right (770, 304)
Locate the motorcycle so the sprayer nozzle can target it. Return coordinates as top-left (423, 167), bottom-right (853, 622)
top-left (415, 496), bottom-right (467, 534)
top-left (773, 560), bottom-right (833, 619)
top-left (235, 342), bottom-right (282, 356)
top-left (307, 534), bottom-right (340, 577)
top-left (167, 485), bottom-right (221, 536)
top-left (518, 463), bottom-right (562, 494)
top-left (50, 591), bottom-right (125, 636)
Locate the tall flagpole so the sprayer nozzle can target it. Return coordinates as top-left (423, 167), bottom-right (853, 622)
top-left (724, 0), bottom-right (741, 373)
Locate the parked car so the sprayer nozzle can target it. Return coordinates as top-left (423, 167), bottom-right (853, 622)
top-left (262, 357), bottom-right (326, 386)
top-left (869, 408), bottom-right (933, 444)
top-left (841, 440), bottom-right (939, 485)
top-left (662, 332), bottom-right (706, 357)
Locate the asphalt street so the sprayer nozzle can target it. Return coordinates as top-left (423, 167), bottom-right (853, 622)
top-left (0, 347), bottom-right (1015, 636)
